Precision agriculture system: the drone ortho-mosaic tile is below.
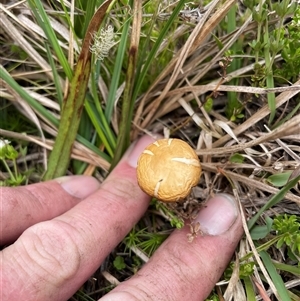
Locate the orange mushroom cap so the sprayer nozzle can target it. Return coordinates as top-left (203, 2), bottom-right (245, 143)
top-left (137, 138), bottom-right (201, 202)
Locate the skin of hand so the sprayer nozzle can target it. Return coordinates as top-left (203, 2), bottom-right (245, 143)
top-left (0, 135), bottom-right (244, 301)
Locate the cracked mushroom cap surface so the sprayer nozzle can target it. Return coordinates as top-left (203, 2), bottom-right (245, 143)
top-left (137, 138), bottom-right (201, 202)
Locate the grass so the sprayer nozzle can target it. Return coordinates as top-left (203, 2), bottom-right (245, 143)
top-left (1, 0), bottom-right (300, 300)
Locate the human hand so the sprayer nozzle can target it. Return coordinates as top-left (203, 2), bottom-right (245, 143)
top-left (1, 135), bottom-right (243, 301)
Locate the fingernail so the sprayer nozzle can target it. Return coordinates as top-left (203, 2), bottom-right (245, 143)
top-left (126, 135), bottom-right (161, 167)
top-left (54, 175), bottom-right (101, 199)
top-left (194, 194), bottom-right (238, 235)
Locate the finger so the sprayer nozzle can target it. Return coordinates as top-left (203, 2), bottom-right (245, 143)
top-left (1, 135), bottom-right (156, 301)
top-left (0, 176), bottom-right (101, 245)
top-left (99, 194), bottom-right (244, 301)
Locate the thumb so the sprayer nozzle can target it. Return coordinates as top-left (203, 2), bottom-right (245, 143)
top-left (99, 194), bottom-right (243, 301)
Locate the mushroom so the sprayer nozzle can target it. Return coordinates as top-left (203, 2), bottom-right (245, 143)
top-left (137, 138), bottom-right (201, 202)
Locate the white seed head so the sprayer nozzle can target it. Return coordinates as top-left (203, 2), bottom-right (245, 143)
top-left (90, 25), bottom-right (115, 62)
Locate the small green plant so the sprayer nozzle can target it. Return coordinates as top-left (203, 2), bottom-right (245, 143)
top-left (274, 5), bottom-right (300, 82)
top-left (122, 227), bottom-right (143, 252)
top-left (266, 171), bottom-right (292, 187)
top-left (154, 200), bottom-right (184, 229)
top-left (272, 214), bottom-right (300, 260)
top-left (246, 0), bottom-right (297, 124)
top-left (229, 153), bottom-right (245, 164)
top-left (224, 261), bottom-right (255, 280)
top-left (113, 255), bottom-right (126, 271)
top-left (138, 232), bottom-right (167, 256)
top-left (123, 226), bottom-right (167, 257)
top-left (0, 139), bottom-right (26, 186)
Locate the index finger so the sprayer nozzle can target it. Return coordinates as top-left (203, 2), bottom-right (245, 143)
top-left (1, 135), bottom-right (155, 301)
top-left (0, 176), bottom-right (101, 245)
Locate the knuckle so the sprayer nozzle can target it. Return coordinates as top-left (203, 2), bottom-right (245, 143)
top-left (22, 220), bottom-right (81, 283)
top-left (102, 177), bottom-right (140, 208)
top-left (162, 240), bottom-right (211, 287)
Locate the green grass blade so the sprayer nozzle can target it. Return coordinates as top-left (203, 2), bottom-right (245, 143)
top-left (89, 69), bottom-right (116, 151)
top-left (73, 0), bottom-right (98, 38)
top-left (104, 18), bottom-right (130, 122)
top-left (27, 0), bottom-right (73, 80)
top-left (225, 5), bottom-right (243, 121)
top-left (263, 24), bottom-right (276, 124)
top-left (272, 100), bottom-right (300, 129)
top-left (82, 0), bottom-right (98, 37)
top-left (272, 261), bottom-right (300, 277)
top-left (247, 174), bottom-right (300, 230)
top-left (133, 3), bottom-right (160, 93)
top-left (76, 134), bottom-right (111, 163)
top-left (260, 251), bottom-right (292, 301)
top-left (44, 43), bottom-right (64, 106)
top-left (84, 99), bottom-right (114, 157)
top-left (244, 276), bottom-right (256, 301)
top-left (132, 0), bottom-right (186, 101)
